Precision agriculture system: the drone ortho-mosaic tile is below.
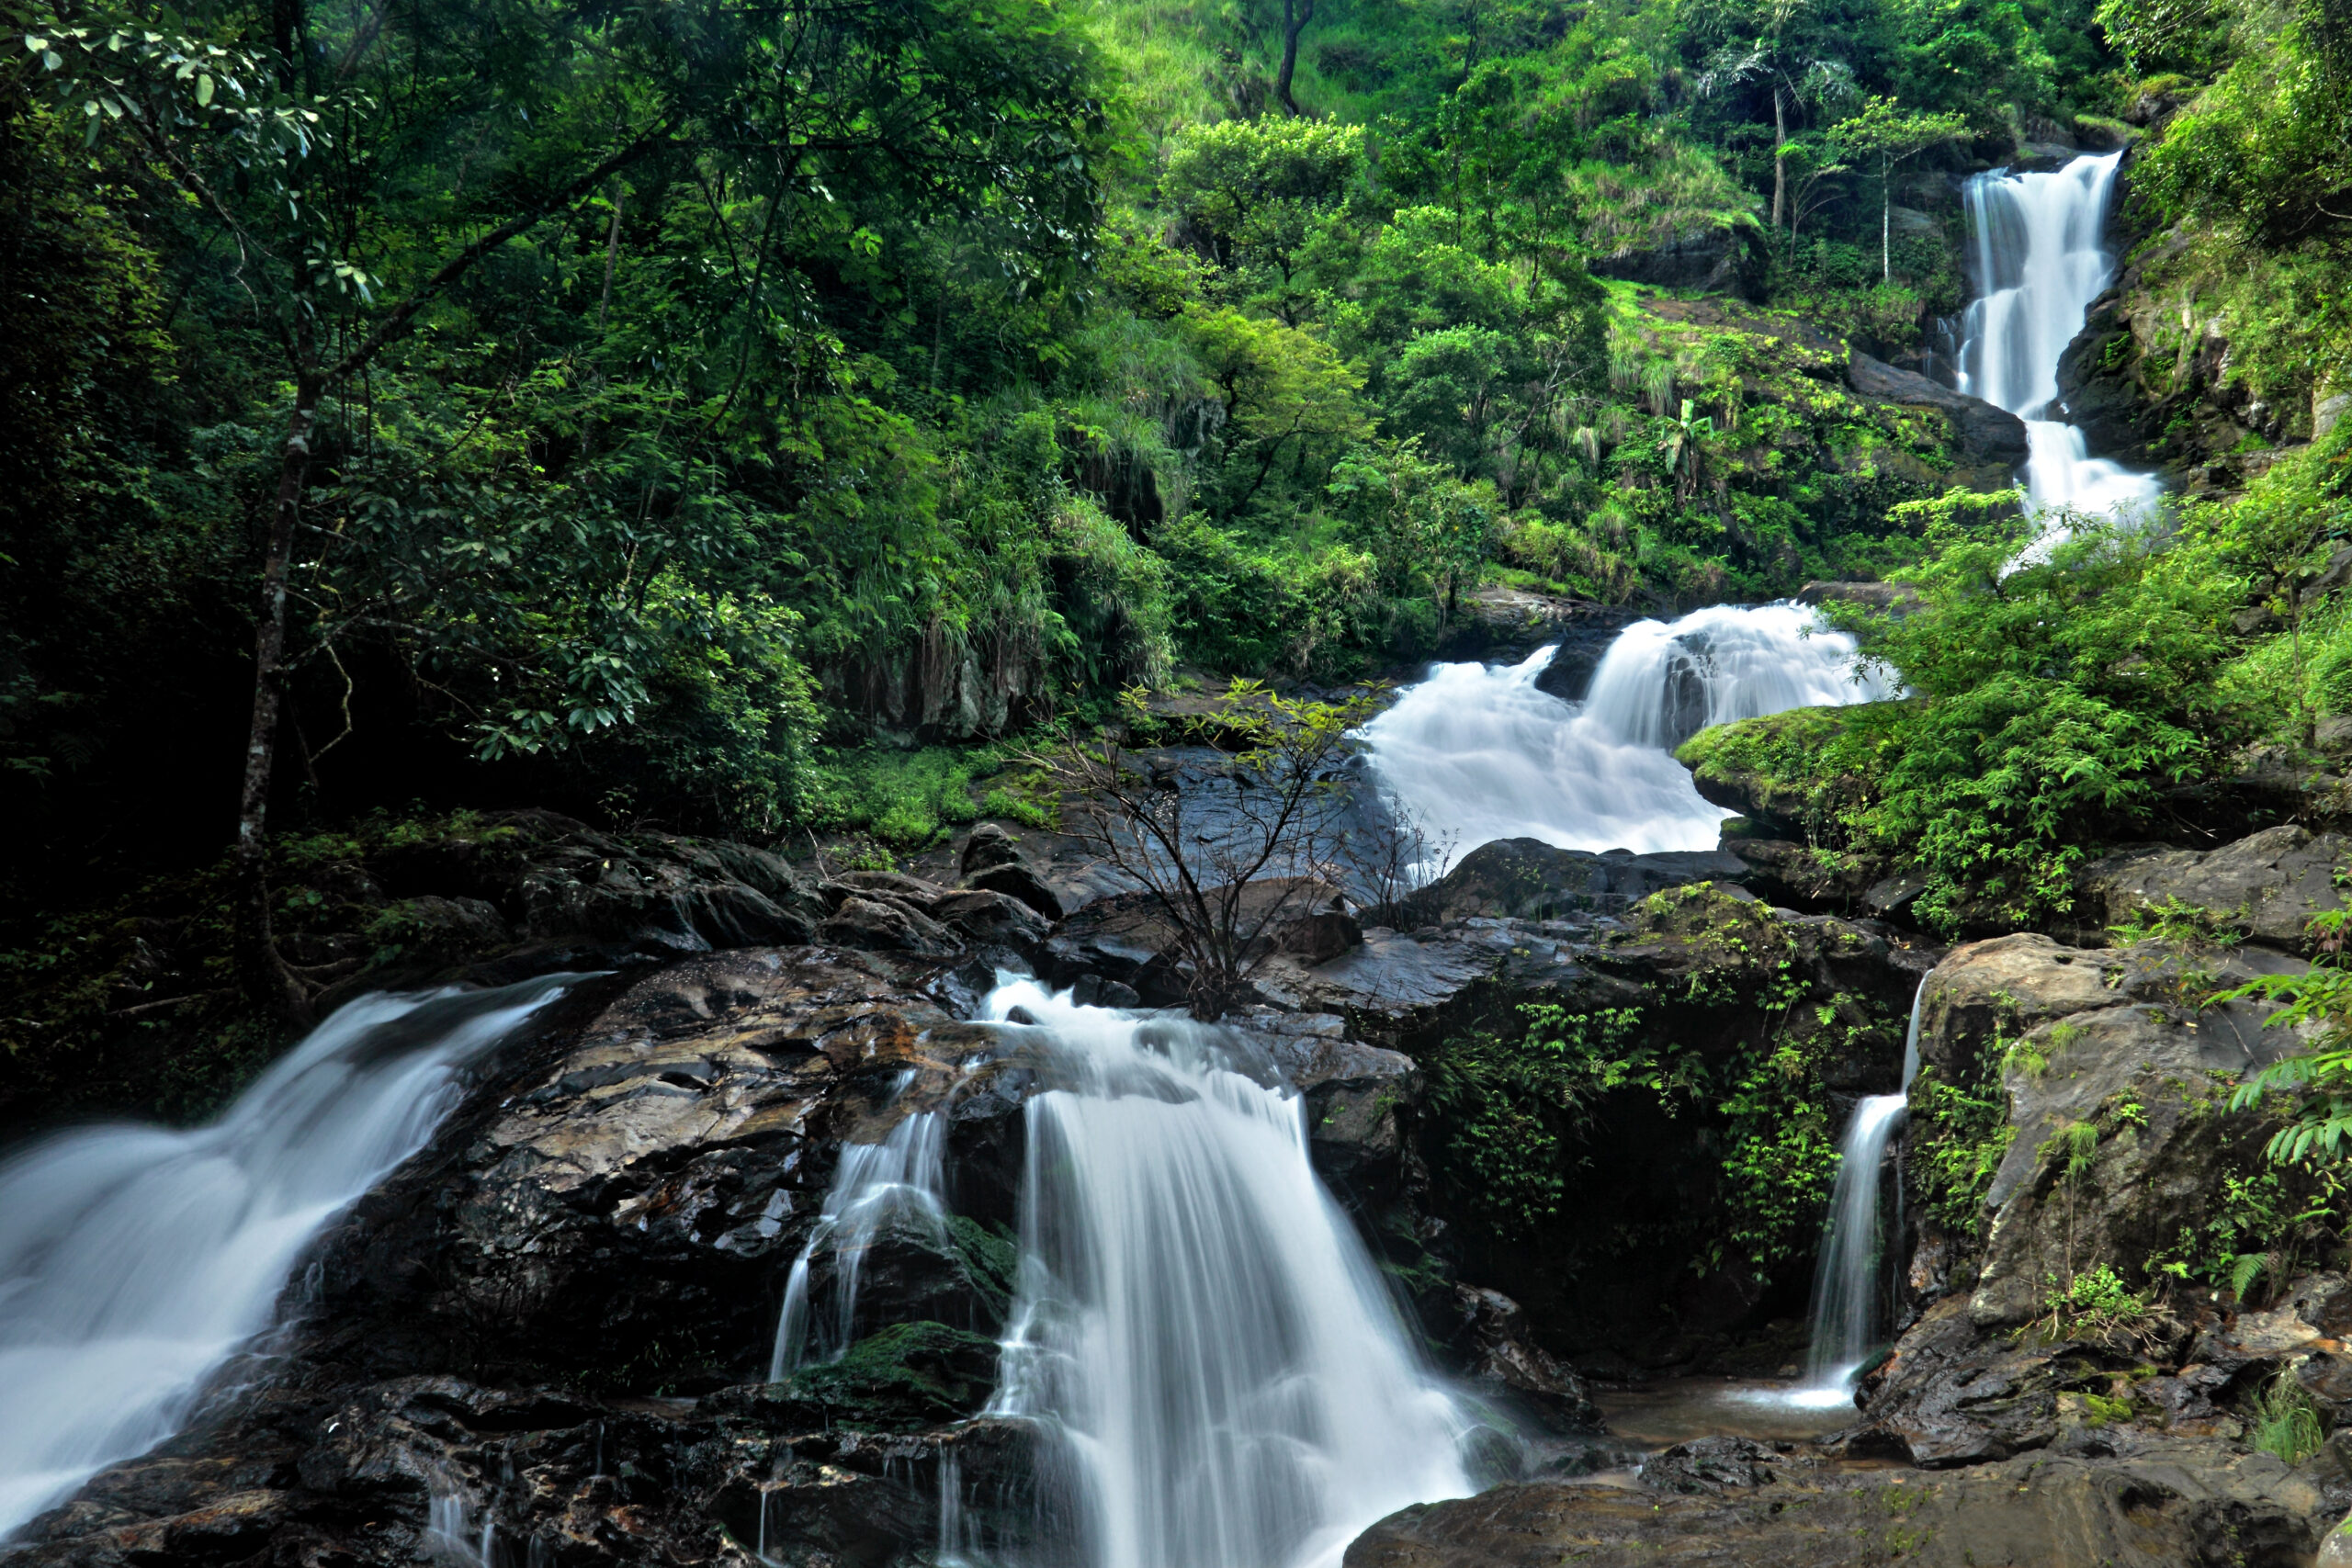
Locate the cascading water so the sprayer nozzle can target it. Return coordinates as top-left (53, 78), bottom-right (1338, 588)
top-left (0, 976), bottom-right (574, 1540)
top-left (1793, 979), bottom-right (1928, 1404)
top-left (1360, 603), bottom-right (1892, 857)
top-left (768, 1073), bottom-right (949, 1379)
top-left (951, 978), bottom-right (1482, 1568)
top-left (1957, 152), bottom-right (2165, 547)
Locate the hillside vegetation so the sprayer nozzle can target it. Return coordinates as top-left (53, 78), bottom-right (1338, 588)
top-left (1, 0), bottom-right (2346, 1032)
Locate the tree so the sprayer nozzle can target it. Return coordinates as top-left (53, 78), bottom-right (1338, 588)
top-left (1162, 118), bottom-right (1363, 294)
top-left (1830, 96), bottom-right (1968, 279)
top-left (22, 0), bottom-right (1104, 1020)
top-left (1183, 306), bottom-right (1371, 513)
top-left (1277, 0), bottom-right (1316, 117)
top-left (1046, 682), bottom-right (1385, 1019)
top-left (1692, 0), bottom-right (1860, 234)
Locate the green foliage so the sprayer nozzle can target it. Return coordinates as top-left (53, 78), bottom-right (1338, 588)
top-left (1425, 1004), bottom-right (1678, 1235)
top-left (1908, 1062), bottom-right (2014, 1238)
top-left (2249, 1367), bottom-right (2328, 1464)
top-left (2039, 1261), bottom-right (2147, 1334)
top-left (2149, 1164), bottom-right (2341, 1303)
top-left (1716, 1036), bottom-right (1843, 1266)
top-left (1805, 508), bottom-right (2245, 931)
top-left (2224, 914), bottom-right (2352, 1164)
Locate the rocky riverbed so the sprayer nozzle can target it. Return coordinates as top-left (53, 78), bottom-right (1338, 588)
top-left (8, 790), bottom-right (2352, 1567)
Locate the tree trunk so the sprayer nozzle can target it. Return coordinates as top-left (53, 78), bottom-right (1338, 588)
top-left (1770, 85), bottom-right (1788, 233)
top-left (1277, 0), bottom-right (1315, 117)
top-left (1883, 162), bottom-right (1892, 282)
top-left (234, 339), bottom-right (322, 1029)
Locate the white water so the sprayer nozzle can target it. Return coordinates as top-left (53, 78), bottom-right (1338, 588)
top-left (955, 978), bottom-right (1479, 1568)
top-left (768, 1073), bottom-right (948, 1379)
top-left (1360, 603), bottom-right (1891, 857)
top-left (1792, 979), bottom-right (1928, 1404)
top-left (1956, 152), bottom-right (2165, 550)
top-left (0, 977), bottom-right (572, 1540)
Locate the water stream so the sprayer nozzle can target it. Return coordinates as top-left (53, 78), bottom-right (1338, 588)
top-left (1789, 979), bottom-right (1927, 1407)
top-left (949, 978), bottom-right (1483, 1568)
top-left (0, 976), bottom-right (574, 1540)
top-left (769, 1072), bottom-right (949, 1379)
top-left (1360, 603), bottom-right (1891, 858)
top-left (1956, 151), bottom-right (2165, 549)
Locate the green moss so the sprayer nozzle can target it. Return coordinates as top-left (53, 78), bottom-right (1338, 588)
top-left (769, 1321), bottom-right (1003, 1430)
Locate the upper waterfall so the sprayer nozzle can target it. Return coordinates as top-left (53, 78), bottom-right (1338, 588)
top-left (1956, 152), bottom-right (2165, 543)
top-left (1360, 604), bottom-right (1891, 858)
top-left (0, 977), bottom-right (572, 1540)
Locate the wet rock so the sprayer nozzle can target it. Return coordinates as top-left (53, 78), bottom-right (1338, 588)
top-left (963, 861), bottom-right (1065, 920)
top-left (1442, 1286), bottom-right (1600, 1430)
top-left (960, 823), bottom-right (1026, 876)
top-left (2075, 825), bottom-right (2352, 953)
top-left (929, 888), bottom-right (1051, 954)
top-left (1274, 908), bottom-right (1364, 964)
top-left (1714, 840), bottom-right (1893, 916)
top-left (818, 894), bottom-right (964, 957)
top-left (1343, 1436), bottom-right (2333, 1567)
top-left (1639, 1435), bottom-right (1780, 1493)
top-left (822, 869), bottom-right (956, 910)
top-left (1384, 837), bottom-right (1749, 927)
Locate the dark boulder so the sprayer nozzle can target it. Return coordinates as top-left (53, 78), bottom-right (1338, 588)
top-left (1385, 837), bottom-right (1749, 927)
top-left (964, 862), bottom-right (1065, 921)
top-left (818, 895), bottom-right (963, 957)
top-left (1847, 351), bottom-right (2030, 490)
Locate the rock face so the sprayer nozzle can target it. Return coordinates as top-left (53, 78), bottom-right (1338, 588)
top-left (1588, 225), bottom-right (1759, 297)
top-left (1838, 927), bottom-right (2337, 1472)
top-left (1344, 1435), bottom-right (2338, 1566)
top-left (2075, 825), bottom-right (2352, 952)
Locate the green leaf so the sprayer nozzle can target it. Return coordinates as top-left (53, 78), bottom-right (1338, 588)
top-left (195, 72), bottom-right (212, 106)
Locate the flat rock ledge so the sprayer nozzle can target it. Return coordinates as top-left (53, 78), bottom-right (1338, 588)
top-left (1346, 1434), bottom-right (2339, 1567)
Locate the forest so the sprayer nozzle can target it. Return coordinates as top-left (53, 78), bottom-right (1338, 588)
top-left (2, 0), bottom-right (2335, 908)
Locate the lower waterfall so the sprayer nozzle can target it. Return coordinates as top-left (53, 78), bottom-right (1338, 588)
top-left (951, 978), bottom-right (1482, 1568)
top-left (1361, 602), bottom-right (1890, 857)
top-left (0, 976), bottom-right (573, 1540)
top-left (1796, 979), bottom-right (1928, 1402)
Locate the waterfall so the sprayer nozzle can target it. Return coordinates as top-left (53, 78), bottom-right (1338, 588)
top-left (1796, 979), bottom-right (1927, 1401)
top-left (0, 976), bottom-right (574, 1540)
top-left (1359, 603), bottom-right (1891, 858)
top-left (953, 978), bottom-right (1479, 1568)
top-left (1956, 152), bottom-right (2165, 548)
top-left (769, 1073), bottom-right (949, 1379)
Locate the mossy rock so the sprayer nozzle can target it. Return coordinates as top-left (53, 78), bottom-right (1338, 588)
top-left (765, 1321), bottom-right (1004, 1431)
top-left (1678, 705), bottom-right (1884, 837)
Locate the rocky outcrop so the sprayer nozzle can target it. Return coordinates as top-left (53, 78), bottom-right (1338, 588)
top-left (8, 940), bottom-right (1454, 1568)
top-left (2075, 825), bottom-right (2352, 953)
top-left (1343, 1434), bottom-right (2339, 1566)
top-left (1845, 929), bottom-right (2330, 1470)
top-left (1589, 225), bottom-right (1759, 297)
top-left (1380, 837), bottom-right (1751, 928)
top-left (1846, 351), bottom-right (2030, 491)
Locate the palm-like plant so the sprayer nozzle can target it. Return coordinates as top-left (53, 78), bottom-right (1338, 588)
top-left (1663, 399), bottom-right (1714, 502)
top-left (1693, 0), bottom-right (1860, 234)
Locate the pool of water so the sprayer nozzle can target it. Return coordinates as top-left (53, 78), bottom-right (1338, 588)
top-left (1594, 1377), bottom-right (1861, 1447)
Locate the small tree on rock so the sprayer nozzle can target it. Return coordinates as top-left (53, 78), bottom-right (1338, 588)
top-left (1046, 681), bottom-right (1385, 1019)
